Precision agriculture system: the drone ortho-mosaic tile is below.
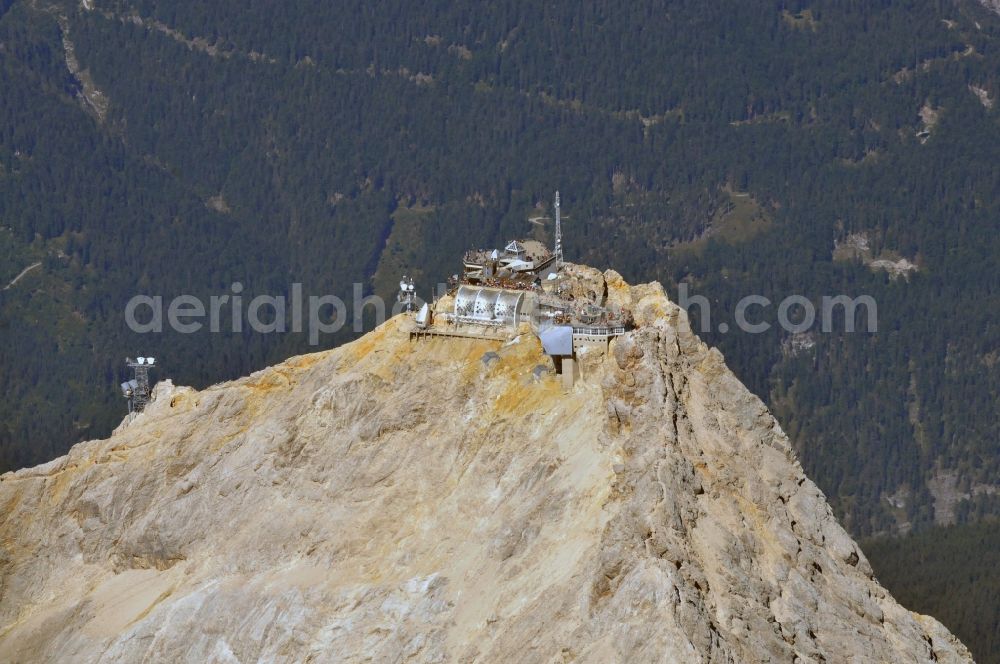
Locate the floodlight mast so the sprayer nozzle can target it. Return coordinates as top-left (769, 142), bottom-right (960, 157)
top-left (397, 275), bottom-right (416, 313)
top-left (124, 355), bottom-right (156, 415)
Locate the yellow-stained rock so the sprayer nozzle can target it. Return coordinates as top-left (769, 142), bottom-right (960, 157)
top-left (0, 272), bottom-right (972, 663)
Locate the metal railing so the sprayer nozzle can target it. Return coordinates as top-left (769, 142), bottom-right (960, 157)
top-left (572, 326), bottom-right (627, 337)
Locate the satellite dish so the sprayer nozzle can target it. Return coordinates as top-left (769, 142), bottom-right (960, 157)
top-left (137, 357), bottom-right (145, 365)
top-left (147, 357), bottom-right (155, 365)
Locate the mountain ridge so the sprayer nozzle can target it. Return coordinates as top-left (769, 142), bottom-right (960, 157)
top-left (0, 267), bottom-right (972, 662)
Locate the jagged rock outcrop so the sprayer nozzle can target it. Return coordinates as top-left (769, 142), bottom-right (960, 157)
top-left (0, 269), bottom-right (972, 662)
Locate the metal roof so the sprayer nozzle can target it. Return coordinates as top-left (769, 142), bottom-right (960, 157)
top-left (538, 324), bottom-right (574, 356)
top-left (454, 285), bottom-right (524, 327)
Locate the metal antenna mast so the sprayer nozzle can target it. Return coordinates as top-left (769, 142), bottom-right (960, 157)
top-left (121, 356), bottom-right (156, 417)
top-left (397, 276), bottom-right (416, 313)
top-left (554, 190), bottom-right (563, 268)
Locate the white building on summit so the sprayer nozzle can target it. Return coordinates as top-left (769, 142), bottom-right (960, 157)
top-left (409, 191), bottom-right (633, 387)
top-left (453, 285), bottom-right (525, 328)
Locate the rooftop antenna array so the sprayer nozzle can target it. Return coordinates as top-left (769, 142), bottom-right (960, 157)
top-left (121, 356), bottom-right (155, 417)
top-left (397, 276), bottom-right (417, 313)
top-left (554, 190), bottom-right (563, 269)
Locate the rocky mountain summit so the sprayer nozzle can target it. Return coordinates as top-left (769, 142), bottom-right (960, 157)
top-left (0, 267), bottom-right (972, 662)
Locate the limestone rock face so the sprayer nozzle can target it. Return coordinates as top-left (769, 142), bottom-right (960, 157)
top-left (0, 271), bottom-right (972, 663)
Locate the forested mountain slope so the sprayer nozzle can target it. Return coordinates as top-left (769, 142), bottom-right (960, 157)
top-left (865, 519), bottom-right (1000, 664)
top-left (0, 2), bottom-right (998, 654)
